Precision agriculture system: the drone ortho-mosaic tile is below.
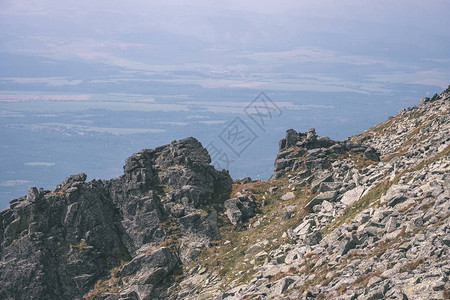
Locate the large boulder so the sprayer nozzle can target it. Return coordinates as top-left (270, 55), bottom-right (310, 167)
top-left (224, 195), bottom-right (257, 225)
top-left (341, 186), bottom-right (366, 206)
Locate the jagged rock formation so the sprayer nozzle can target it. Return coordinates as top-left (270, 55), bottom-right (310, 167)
top-left (0, 137), bottom-right (232, 300)
top-left (0, 87), bottom-right (449, 300)
top-left (272, 127), bottom-right (380, 180)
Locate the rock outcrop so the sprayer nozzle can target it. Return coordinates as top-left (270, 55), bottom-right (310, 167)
top-left (0, 137), bottom-right (232, 300)
top-left (272, 127), bottom-right (380, 179)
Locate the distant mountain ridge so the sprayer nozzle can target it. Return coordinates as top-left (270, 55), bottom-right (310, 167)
top-left (0, 86), bottom-right (449, 299)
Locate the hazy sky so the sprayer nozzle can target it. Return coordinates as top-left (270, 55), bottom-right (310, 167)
top-left (1, 0), bottom-right (449, 97)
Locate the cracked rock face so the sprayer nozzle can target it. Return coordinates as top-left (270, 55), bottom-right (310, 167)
top-left (0, 137), bottom-right (232, 300)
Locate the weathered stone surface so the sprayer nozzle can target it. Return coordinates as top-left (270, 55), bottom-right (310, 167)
top-left (382, 184), bottom-right (409, 207)
top-left (119, 247), bottom-right (177, 277)
top-left (224, 195), bottom-right (257, 225)
top-left (303, 231), bottom-right (322, 246)
top-left (281, 192), bottom-right (295, 201)
top-left (341, 186), bottom-right (365, 206)
top-left (305, 191), bottom-right (337, 210)
top-left (293, 219), bottom-right (314, 235)
top-left (179, 210), bottom-right (221, 240)
top-left (272, 277), bottom-right (294, 294)
top-left (26, 187), bottom-right (39, 202)
top-left (311, 171), bottom-right (333, 194)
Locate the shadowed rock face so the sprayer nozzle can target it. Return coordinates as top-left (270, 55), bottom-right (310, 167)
top-left (108, 137), bottom-right (232, 253)
top-left (0, 137), bottom-right (232, 300)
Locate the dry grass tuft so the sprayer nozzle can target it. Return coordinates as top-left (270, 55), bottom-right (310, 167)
top-left (399, 257), bottom-right (425, 273)
top-left (419, 200), bottom-right (435, 211)
top-left (336, 285), bottom-right (347, 296)
top-left (316, 293), bottom-right (327, 300)
top-left (352, 270), bottom-right (381, 288)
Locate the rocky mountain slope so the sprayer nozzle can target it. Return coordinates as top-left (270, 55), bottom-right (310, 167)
top-left (0, 87), bottom-right (449, 300)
